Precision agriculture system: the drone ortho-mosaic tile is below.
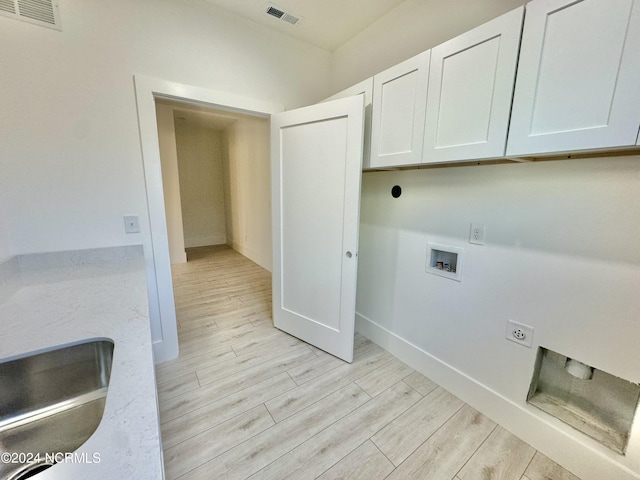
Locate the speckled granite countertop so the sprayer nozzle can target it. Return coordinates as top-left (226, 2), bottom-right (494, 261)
top-left (0, 246), bottom-right (164, 479)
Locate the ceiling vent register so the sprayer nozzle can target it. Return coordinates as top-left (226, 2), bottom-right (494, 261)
top-left (0, 0), bottom-right (60, 30)
top-left (265, 3), bottom-right (300, 25)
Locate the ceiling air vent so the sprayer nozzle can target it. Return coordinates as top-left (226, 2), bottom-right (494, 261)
top-left (266, 5), bottom-right (285, 19)
top-left (0, 0), bottom-right (61, 30)
top-left (281, 13), bottom-right (299, 25)
top-left (265, 3), bottom-right (300, 26)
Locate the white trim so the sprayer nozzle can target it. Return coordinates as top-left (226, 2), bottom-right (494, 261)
top-left (355, 312), bottom-right (640, 480)
top-left (230, 241), bottom-right (272, 273)
top-left (184, 235), bottom-right (227, 249)
top-left (133, 74), bottom-right (283, 363)
top-left (171, 251), bottom-right (187, 265)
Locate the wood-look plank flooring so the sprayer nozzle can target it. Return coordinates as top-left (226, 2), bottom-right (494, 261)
top-left (157, 245), bottom-right (581, 480)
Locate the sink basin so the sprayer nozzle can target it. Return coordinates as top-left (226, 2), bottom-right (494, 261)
top-left (0, 340), bottom-right (114, 480)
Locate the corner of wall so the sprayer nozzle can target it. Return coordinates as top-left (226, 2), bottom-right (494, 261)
top-left (355, 312), bottom-right (640, 480)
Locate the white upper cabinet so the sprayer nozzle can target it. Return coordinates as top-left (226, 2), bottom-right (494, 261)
top-left (423, 7), bottom-right (524, 164)
top-left (370, 51), bottom-right (430, 168)
top-left (323, 78), bottom-right (374, 169)
top-left (507, 0), bottom-right (640, 156)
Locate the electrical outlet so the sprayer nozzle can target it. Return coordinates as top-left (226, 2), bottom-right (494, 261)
top-left (123, 215), bottom-right (140, 234)
top-left (469, 223), bottom-right (485, 245)
top-left (506, 319), bottom-right (534, 348)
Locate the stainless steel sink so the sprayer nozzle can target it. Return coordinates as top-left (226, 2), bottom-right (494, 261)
top-left (0, 340), bottom-right (114, 480)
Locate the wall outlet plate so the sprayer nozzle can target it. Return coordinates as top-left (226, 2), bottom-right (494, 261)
top-left (506, 319), bottom-right (534, 348)
top-left (469, 223), bottom-right (485, 245)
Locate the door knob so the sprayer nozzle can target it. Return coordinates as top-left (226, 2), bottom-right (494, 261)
top-left (346, 251), bottom-right (353, 258)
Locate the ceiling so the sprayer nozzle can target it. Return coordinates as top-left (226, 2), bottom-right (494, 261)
top-left (156, 98), bottom-right (266, 131)
top-left (201, 0), bottom-right (408, 51)
top-left (173, 108), bottom-right (237, 131)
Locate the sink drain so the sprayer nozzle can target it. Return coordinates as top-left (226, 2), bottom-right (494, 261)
top-left (7, 461), bottom-right (54, 480)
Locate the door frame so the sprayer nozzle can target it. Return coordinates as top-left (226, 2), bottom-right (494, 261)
top-left (133, 74), bottom-right (283, 363)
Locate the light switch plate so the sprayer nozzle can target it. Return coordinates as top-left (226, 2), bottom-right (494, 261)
top-left (123, 215), bottom-right (140, 234)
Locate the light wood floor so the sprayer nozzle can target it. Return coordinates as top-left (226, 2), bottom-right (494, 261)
top-left (156, 245), bottom-right (581, 480)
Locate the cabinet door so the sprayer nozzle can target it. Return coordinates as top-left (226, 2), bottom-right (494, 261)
top-left (323, 78), bottom-right (374, 169)
top-left (507, 0), bottom-right (640, 156)
top-left (423, 7), bottom-right (524, 163)
top-left (370, 51), bottom-right (430, 168)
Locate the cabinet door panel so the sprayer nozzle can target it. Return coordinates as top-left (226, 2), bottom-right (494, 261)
top-left (370, 51), bottom-right (430, 168)
top-left (507, 0), bottom-right (640, 155)
top-left (424, 7), bottom-right (524, 163)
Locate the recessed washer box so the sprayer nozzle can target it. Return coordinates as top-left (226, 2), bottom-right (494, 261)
top-left (527, 347), bottom-right (640, 454)
top-left (426, 243), bottom-right (463, 281)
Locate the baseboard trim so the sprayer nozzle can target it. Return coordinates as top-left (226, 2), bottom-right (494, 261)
top-left (153, 337), bottom-right (179, 364)
top-left (170, 251), bottom-right (187, 264)
top-left (185, 235), bottom-right (226, 249)
top-left (231, 241), bottom-right (271, 272)
top-left (355, 312), bottom-right (640, 480)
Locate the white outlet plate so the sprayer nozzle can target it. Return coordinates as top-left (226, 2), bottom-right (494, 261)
top-left (469, 223), bottom-right (485, 245)
top-left (123, 215), bottom-right (140, 234)
top-left (506, 319), bottom-right (534, 348)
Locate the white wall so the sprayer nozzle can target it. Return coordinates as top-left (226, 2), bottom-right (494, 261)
top-left (221, 117), bottom-right (272, 271)
top-left (0, 211), bottom-right (11, 262)
top-left (0, 171), bottom-right (10, 261)
top-left (331, 0), bottom-right (527, 92)
top-left (356, 157), bottom-right (640, 479)
top-left (0, 0), bottom-right (330, 256)
top-left (175, 122), bottom-right (226, 248)
top-left (156, 103), bottom-right (187, 264)
top-left (331, 4), bottom-right (640, 478)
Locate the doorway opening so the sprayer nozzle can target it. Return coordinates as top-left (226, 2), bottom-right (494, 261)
top-left (154, 98), bottom-right (272, 271)
top-left (134, 74), bottom-right (283, 362)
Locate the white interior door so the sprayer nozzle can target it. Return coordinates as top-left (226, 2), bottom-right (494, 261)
top-left (271, 96), bottom-right (364, 363)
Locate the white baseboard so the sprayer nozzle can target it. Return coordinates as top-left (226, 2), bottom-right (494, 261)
top-left (170, 251), bottom-right (187, 264)
top-left (231, 241), bottom-right (272, 272)
top-left (355, 312), bottom-right (640, 480)
top-left (153, 337), bottom-right (179, 363)
top-left (185, 234), bottom-right (227, 249)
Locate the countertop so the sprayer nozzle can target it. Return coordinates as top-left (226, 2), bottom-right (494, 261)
top-left (0, 246), bottom-right (164, 479)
